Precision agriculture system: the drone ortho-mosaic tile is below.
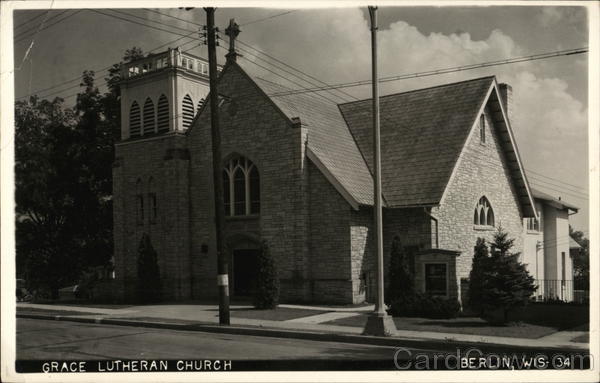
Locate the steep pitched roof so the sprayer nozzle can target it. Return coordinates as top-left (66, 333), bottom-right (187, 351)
top-left (239, 66), bottom-right (374, 206)
top-left (531, 187), bottom-right (579, 212)
top-left (339, 77), bottom-right (495, 207)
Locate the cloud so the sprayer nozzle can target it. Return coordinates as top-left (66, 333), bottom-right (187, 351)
top-left (537, 7), bottom-right (563, 27)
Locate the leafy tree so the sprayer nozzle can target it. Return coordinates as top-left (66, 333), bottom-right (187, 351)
top-left (15, 48), bottom-right (145, 298)
top-left (136, 233), bottom-right (161, 303)
top-left (479, 226), bottom-right (536, 323)
top-left (570, 226), bottom-right (589, 289)
top-left (385, 235), bottom-right (414, 305)
top-left (467, 237), bottom-right (489, 313)
top-left (254, 241), bottom-right (280, 309)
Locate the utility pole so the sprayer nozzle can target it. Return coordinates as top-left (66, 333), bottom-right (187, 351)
top-left (363, 6), bottom-right (396, 337)
top-left (205, 7), bottom-right (229, 325)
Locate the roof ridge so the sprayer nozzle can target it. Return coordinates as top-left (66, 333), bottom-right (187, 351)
top-left (338, 75), bottom-right (497, 107)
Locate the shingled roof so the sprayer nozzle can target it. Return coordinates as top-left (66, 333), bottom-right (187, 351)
top-left (241, 67), bottom-right (374, 206)
top-left (228, 62), bottom-right (535, 216)
top-left (338, 76), bottom-right (495, 207)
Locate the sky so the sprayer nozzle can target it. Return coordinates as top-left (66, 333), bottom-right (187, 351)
top-left (11, 4), bottom-right (591, 233)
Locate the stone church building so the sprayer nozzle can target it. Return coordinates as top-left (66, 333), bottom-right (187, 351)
top-left (111, 46), bottom-right (540, 305)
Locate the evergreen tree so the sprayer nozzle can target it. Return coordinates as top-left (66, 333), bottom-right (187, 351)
top-left (386, 235), bottom-right (414, 304)
top-left (480, 226), bottom-right (536, 323)
top-left (136, 233), bottom-right (161, 303)
top-left (468, 237), bottom-right (489, 312)
top-left (254, 241), bottom-right (280, 309)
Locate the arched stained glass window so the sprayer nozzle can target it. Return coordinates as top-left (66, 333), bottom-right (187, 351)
top-left (473, 196), bottom-right (495, 227)
top-left (223, 156), bottom-right (260, 216)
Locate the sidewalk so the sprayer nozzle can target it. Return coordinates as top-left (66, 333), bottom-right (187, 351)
top-left (16, 302), bottom-right (589, 351)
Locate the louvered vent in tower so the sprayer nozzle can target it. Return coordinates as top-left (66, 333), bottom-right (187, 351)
top-left (157, 94), bottom-right (169, 133)
top-left (143, 97), bottom-right (155, 135)
top-left (129, 101), bottom-right (141, 137)
top-left (182, 94), bottom-right (194, 130)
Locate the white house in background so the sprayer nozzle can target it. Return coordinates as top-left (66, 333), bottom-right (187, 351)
top-left (522, 187), bottom-right (579, 302)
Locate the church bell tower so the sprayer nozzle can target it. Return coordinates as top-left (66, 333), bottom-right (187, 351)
top-left (119, 47), bottom-right (213, 140)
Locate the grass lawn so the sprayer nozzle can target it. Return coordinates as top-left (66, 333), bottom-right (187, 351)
top-left (17, 307), bottom-right (100, 316)
top-left (324, 315), bottom-right (558, 339)
top-left (232, 307), bottom-right (329, 321)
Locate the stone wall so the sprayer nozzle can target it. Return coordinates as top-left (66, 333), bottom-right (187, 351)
top-left (112, 134), bottom-right (191, 301)
top-left (435, 101), bottom-right (525, 302)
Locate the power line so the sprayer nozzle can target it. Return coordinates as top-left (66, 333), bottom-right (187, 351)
top-left (233, 45), bottom-right (345, 104)
top-left (528, 180), bottom-right (588, 201)
top-left (528, 174), bottom-right (588, 196)
top-left (107, 8), bottom-right (203, 35)
top-left (14, 8), bottom-right (66, 41)
top-left (15, 12), bottom-right (46, 31)
top-left (90, 9), bottom-right (199, 40)
top-left (143, 8), bottom-right (203, 27)
top-left (269, 47), bottom-right (589, 97)
top-left (228, 45), bottom-right (340, 105)
top-left (237, 39), bottom-right (358, 102)
top-left (15, 10), bottom-right (81, 44)
top-left (526, 168), bottom-right (587, 193)
top-left (240, 10), bottom-right (295, 26)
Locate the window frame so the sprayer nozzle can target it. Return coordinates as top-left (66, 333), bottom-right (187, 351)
top-left (223, 156), bottom-right (260, 217)
top-left (423, 262), bottom-right (449, 297)
top-left (479, 113), bottom-right (486, 144)
top-left (148, 192), bottom-right (157, 224)
top-left (135, 194), bottom-right (144, 226)
top-left (473, 196), bottom-right (495, 229)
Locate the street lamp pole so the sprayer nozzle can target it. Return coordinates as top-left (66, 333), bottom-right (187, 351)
top-left (363, 6), bottom-right (397, 337)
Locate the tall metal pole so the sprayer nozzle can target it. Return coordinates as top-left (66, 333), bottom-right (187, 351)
top-left (205, 7), bottom-right (229, 325)
top-left (363, 6), bottom-right (396, 336)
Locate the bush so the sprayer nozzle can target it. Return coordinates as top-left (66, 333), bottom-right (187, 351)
top-left (468, 237), bottom-right (488, 313)
top-left (477, 227), bottom-right (536, 324)
top-left (254, 240), bottom-right (280, 309)
top-left (386, 235), bottom-right (414, 305)
top-left (136, 233), bottom-right (161, 303)
top-left (388, 293), bottom-right (461, 319)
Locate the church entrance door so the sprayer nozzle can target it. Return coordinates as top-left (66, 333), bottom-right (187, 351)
top-left (232, 249), bottom-right (259, 296)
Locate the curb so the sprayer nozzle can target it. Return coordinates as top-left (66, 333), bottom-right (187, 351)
top-left (17, 313), bottom-right (589, 353)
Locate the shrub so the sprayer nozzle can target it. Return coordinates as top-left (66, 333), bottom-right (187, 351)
top-left (478, 227), bottom-right (536, 324)
top-left (389, 293), bottom-right (461, 319)
top-left (254, 240), bottom-right (280, 309)
top-left (136, 233), bottom-right (161, 303)
top-left (385, 235), bottom-right (414, 305)
top-left (468, 237), bottom-right (489, 313)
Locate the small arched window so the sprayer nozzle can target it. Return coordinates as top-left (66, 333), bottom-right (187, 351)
top-left (135, 178), bottom-right (144, 225)
top-left (182, 94), bottom-right (194, 130)
top-left (129, 101), bottom-right (141, 137)
top-left (157, 94), bottom-right (169, 133)
top-left (148, 177), bottom-right (157, 224)
top-left (474, 196), bottom-right (494, 227)
top-left (223, 156), bottom-right (260, 216)
top-left (143, 97), bottom-right (155, 135)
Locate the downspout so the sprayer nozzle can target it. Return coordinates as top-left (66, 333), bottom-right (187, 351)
top-left (423, 207), bottom-right (439, 249)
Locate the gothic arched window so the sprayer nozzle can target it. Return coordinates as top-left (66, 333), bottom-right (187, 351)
top-left (129, 101), bottom-right (141, 137)
top-left (223, 156), bottom-right (260, 216)
top-left (474, 196), bottom-right (494, 227)
top-left (182, 94), bottom-right (194, 130)
top-left (143, 97), bottom-right (155, 135)
top-left (157, 94), bottom-right (169, 133)
top-left (197, 98), bottom-right (205, 112)
top-left (135, 178), bottom-right (144, 225)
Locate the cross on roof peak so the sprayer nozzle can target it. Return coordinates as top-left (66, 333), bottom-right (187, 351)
top-left (225, 18), bottom-right (241, 63)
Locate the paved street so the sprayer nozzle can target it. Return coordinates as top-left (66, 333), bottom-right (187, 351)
top-left (17, 318), bottom-right (418, 361)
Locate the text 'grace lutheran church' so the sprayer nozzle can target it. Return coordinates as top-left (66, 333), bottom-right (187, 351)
top-left (109, 24), bottom-right (578, 305)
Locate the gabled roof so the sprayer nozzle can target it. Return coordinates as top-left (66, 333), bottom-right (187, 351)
top-left (531, 187), bottom-right (579, 212)
top-left (238, 64), bottom-right (374, 206)
top-left (204, 62), bottom-right (536, 216)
